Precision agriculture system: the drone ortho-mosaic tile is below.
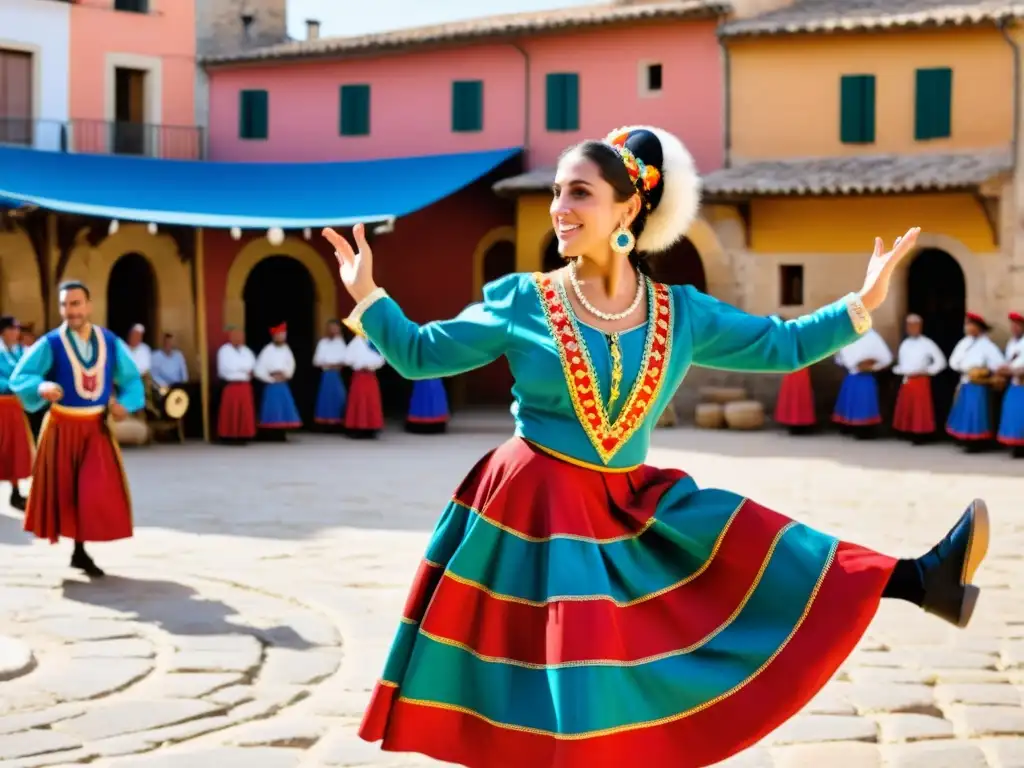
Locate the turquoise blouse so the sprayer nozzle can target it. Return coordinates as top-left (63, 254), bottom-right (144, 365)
top-left (357, 272), bottom-right (865, 469)
top-left (0, 341), bottom-right (23, 394)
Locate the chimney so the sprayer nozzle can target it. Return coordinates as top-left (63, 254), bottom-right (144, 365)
top-left (306, 19), bottom-right (320, 40)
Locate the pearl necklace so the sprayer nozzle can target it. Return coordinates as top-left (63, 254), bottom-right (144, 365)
top-left (568, 259), bottom-right (645, 322)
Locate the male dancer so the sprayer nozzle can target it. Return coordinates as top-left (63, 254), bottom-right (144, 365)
top-left (313, 319), bottom-right (348, 428)
top-left (216, 325), bottom-right (257, 443)
top-left (0, 316), bottom-right (33, 510)
top-left (10, 281), bottom-right (144, 577)
top-left (892, 314), bottom-right (947, 444)
top-left (254, 323), bottom-right (301, 438)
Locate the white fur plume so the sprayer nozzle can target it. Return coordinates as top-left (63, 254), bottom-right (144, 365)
top-left (611, 125), bottom-right (701, 254)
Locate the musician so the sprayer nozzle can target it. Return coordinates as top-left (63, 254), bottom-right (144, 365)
top-left (254, 322), bottom-right (302, 438)
top-left (0, 316), bottom-right (33, 511)
top-left (125, 324), bottom-right (151, 377)
top-left (832, 328), bottom-right (893, 438)
top-left (151, 333), bottom-right (189, 388)
top-left (9, 280), bottom-right (144, 577)
top-left (947, 312), bottom-right (1004, 449)
top-left (313, 319), bottom-right (348, 428)
top-left (216, 326), bottom-right (257, 443)
top-left (344, 336), bottom-right (385, 438)
top-left (892, 314), bottom-right (947, 444)
top-left (997, 311), bottom-right (1024, 456)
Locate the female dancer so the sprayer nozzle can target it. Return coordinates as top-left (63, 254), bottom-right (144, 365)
top-left (323, 126), bottom-right (990, 768)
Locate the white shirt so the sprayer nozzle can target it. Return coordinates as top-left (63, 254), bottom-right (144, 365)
top-left (834, 330), bottom-right (893, 374)
top-left (346, 337), bottom-right (385, 372)
top-left (893, 335), bottom-right (947, 380)
top-left (1006, 336), bottom-right (1023, 367)
top-left (949, 334), bottom-right (1005, 381)
top-left (313, 336), bottom-right (348, 368)
top-left (128, 342), bottom-right (151, 376)
top-left (216, 343), bottom-right (256, 382)
top-left (151, 348), bottom-right (189, 387)
top-left (254, 342), bottom-right (296, 383)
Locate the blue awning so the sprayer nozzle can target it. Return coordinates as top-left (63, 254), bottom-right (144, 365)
top-left (0, 146), bottom-right (521, 228)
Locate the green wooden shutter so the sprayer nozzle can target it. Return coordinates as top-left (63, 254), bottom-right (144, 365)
top-left (545, 73), bottom-right (580, 132)
top-left (340, 84), bottom-right (371, 136)
top-left (545, 73), bottom-right (564, 131)
top-left (839, 74), bottom-right (874, 144)
top-left (452, 80), bottom-right (483, 132)
top-left (915, 67), bottom-right (952, 140)
top-left (239, 90), bottom-right (268, 140)
top-left (563, 73), bottom-right (579, 131)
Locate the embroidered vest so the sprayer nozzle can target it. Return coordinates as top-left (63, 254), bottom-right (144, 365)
top-left (45, 326), bottom-right (117, 408)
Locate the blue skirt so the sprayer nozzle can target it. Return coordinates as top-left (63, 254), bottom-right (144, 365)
top-left (946, 382), bottom-right (991, 440)
top-left (407, 379), bottom-right (450, 425)
top-left (314, 369), bottom-right (347, 425)
top-left (997, 384), bottom-right (1024, 446)
top-left (831, 372), bottom-right (880, 426)
top-left (260, 381), bottom-right (301, 429)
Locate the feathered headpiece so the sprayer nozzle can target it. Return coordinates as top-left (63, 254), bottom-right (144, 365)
top-left (603, 125), bottom-right (701, 254)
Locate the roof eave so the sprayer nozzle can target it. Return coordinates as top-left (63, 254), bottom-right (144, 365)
top-left (719, 13), bottom-right (1024, 39)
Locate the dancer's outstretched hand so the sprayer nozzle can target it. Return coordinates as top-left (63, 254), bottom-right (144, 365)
top-left (322, 224), bottom-right (378, 303)
top-left (859, 227), bottom-right (920, 311)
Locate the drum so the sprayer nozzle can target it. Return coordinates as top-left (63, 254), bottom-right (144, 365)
top-left (968, 367), bottom-right (992, 385)
top-left (154, 386), bottom-right (190, 420)
top-left (111, 415), bottom-right (149, 446)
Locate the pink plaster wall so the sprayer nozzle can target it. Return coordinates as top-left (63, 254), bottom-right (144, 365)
top-left (205, 20), bottom-right (724, 173)
top-left (69, 0), bottom-right (196, 127)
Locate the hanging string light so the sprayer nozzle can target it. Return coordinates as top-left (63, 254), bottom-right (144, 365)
top-left (267, 227), bottom-right (284, 246)
top-left (230, 227), bottom-right (242, 241)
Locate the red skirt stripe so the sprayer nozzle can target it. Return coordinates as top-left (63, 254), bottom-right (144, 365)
top-left (346, 370), bottom-right (384, 430)
top-left (0, 394), bottom-right (34, 482)
top-left (774, 369), bottom-right (816, 427)
top-left (418, 500), bottom-right (792, 666)
top-left (217, 381), bottom-right (257, 439)
top-left (24, 406), bottom-right (133, 543)
top-left (892, 376), bottom-right (935, 434)
top-left (373, 542), bottom-right (893, 768)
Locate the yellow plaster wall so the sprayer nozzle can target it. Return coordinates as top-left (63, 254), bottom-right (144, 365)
top-left (728, 28), bottom-right (1014, 161)
top-left (0, 226), bottom-right (45, 329)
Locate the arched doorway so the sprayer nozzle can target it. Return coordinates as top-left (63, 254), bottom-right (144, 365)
top-left (106, 253), bottom-right (157, 344)
top-left (907, 248), bottom-right (966, 430)
top-left (542, 234), bottom-right (563, 272)
top-left (470, 239), bottom-right (517, 404)
top-left (243, 256), bottom-right (317, 428)
top-left (648, 237), bottom-right (707, 292)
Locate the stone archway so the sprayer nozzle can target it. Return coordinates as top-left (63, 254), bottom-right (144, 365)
top-left (223, 237), bottom-right (338, 334)
top-left (106, 252), bottom-right (158, 343)
top-left (0, 225), bottom-right (44, 329)
top-left (683, 217), bottom-right (733, 302)
top-left (62, 224), bottom-right (196, 361)
top-left (542, 232), bottom-right (562, 272)
top-left (471, 225), bottom-right (516, 300)
top-left (894, 232), bottom-right (986, 326)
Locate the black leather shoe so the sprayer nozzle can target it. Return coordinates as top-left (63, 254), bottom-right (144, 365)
top-left (9, 491), bottom-right (26, 512)
top-left (921, 499), bottom-right (989, 628)
top-left (70, 549), bottom-right (105, 578)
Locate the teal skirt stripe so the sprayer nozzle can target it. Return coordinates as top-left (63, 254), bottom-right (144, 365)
top-left (399, 527), bottom-right (837, 735)
top-left (436, 488), bottom-right (758, 604)
top-left (382, 620), bottom-right (421, 684)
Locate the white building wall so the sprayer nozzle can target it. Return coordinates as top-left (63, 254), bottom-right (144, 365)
top-left (0, 0), bottom-right (71, 150)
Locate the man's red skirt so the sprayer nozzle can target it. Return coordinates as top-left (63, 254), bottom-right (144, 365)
top-left (893, 376), bottom-right (935, 434)
top-left (24, 405), bottom-right (133, 543)
top-left (217, 381), bottom-right (257, 439)
top-left (346, 370), bottom-right (384, 431)
top-left (774, 369), bottom-right (816, 427)
top-left (0, 394), bottom-right (34, 483)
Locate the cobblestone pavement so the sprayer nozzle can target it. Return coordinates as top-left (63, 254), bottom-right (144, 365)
top-left (1, 412), bottom-right (1023, 768)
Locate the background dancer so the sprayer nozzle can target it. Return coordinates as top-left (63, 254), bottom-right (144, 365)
top-left (948, 312), bottom-right (1004, 450)
top-left (216, 326), bottom-right (257, 444)
top-left (312, 319), bottom-right (348, 429)
top-left (322, 124), bottom-right (989, 768)
top-left (774, 365), bottom-right (816, 434)
top-left (253, 323), bottom-right (301, 439)
top-left (997, 310), bottom-right (1024, 456)
top-left (0, 316), bottom-right (33, 511)
top-left (343, 336), bottom-right (385, 438)
top-left (892, 314), bottom-right (947, 444)
top-left (832, 328), bottom-right (893, 438)
top-left (405, 378), bottom-right (450, 434)
top-left (10, 281), bottom-right (143, 577)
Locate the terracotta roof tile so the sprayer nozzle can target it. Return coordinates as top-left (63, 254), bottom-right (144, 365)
top-left (203, 0), bottom-right (729, 65)
top-left (720, 0), bottom-right (1024, 38)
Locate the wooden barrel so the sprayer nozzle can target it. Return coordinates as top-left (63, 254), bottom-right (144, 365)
top-left (695, 402), bottom-right (725, 429)
top-left (698, 386), bottom-right (748, 404)
top-left (724, 400), bottom-right (765, 430)
top-left (656, 401), bottom-right (678, 428)
top-left (111, 415), bottom-right (150, 446)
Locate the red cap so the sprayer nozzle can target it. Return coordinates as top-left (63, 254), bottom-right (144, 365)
top-left (965, 311), bottom-right (986, 325)
top-left (1010, 311), bottom-right (1024, 323)
top-left (269, 322), bottom-right (287, 335)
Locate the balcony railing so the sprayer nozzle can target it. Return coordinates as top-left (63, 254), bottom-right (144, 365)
top-left (0, 118), bottom-right (205, 160)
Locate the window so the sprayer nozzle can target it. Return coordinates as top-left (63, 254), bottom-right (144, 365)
top-left (545, 73), bottom-right (579, 132)
top-left (839, 74), bottom-right (875, 144)
top-left (238, 89), bottom-right (268, 140)
top-left (114, 0), bottom-right (148, 12)
top-left (0, 48), bottom-right (33, 145)
top-left (452, 80), bottom-right (483, 133)
top-left (779, 265), bottom-right (804, 306)
top-left (643, 63), bottom-right (663, 95)
top-left (340, 84), bottom-right (371, 136)
top-left (915, 67), bottom-right (952, 141)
